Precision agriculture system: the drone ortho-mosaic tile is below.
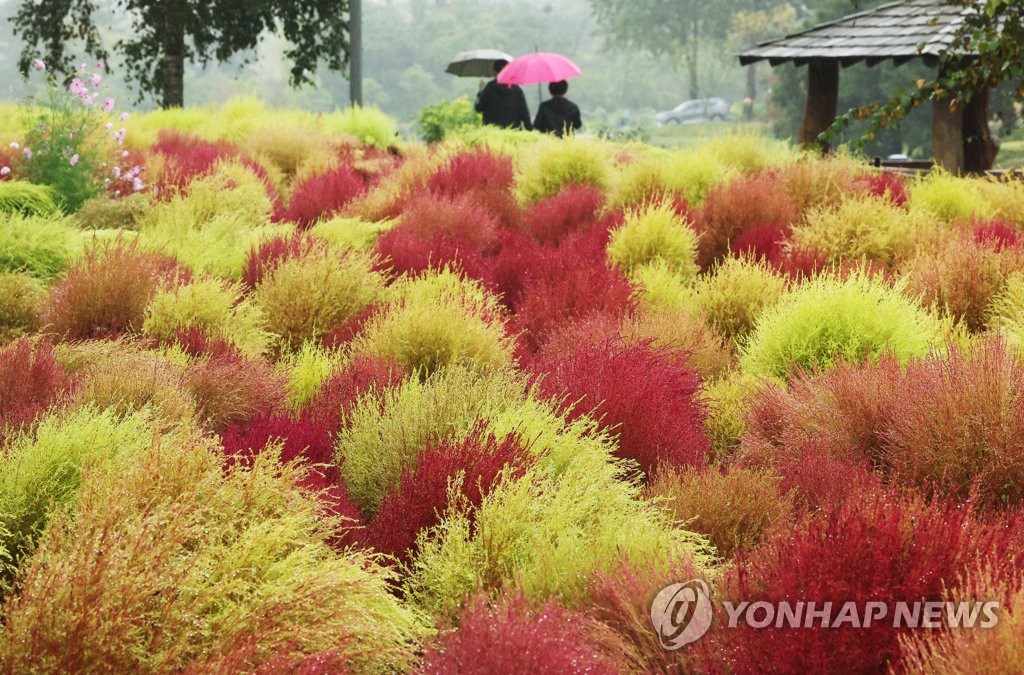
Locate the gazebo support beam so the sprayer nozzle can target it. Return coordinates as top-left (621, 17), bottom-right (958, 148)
top-left (798, 59), bottom-right (839, 152)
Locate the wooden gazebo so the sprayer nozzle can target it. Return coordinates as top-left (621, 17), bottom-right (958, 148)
top-left (739, 0), bottom-right (997, 172)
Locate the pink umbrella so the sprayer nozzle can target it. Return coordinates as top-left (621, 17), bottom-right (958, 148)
top-left (496, 52), bottom-right (581, 86)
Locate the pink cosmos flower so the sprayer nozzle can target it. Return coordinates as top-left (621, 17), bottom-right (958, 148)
top-left (69, 78), bottom-right (87, 97)
top-left (96, 61), bottom-right (105, 71)
top-left (120, 150), bottom-right (129, 159)
top-left (119, 112), bottom-right (130, 122)
top-left (112, 166), bottom-right (122, 178)
top-left (0, 167), bottom-right (10, 177)
top-left (90, 74), bottom-right (102, 86)
top-left (103, 97), bottom-right (115, 112)
top-left (105, 122), bottom-right (113, 130)
top-left (8, 142), bottom-right (19, 150)
top-left (22, 148), bottom-right (32, 159)
top-left (32, 59), bottom-right (46, 72)
top-left (69, 154), bottom-right (79, 167)
top-left (132, 177), bottom-right (144, 192)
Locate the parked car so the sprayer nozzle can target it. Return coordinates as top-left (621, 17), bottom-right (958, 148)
top-left (654, 98), bottom-right (732, 125)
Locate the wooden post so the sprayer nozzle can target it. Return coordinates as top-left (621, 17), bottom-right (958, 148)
top-left (932, 95), bottom-right (964, 173)
top-left (798, 59), bottom-right (839, 152)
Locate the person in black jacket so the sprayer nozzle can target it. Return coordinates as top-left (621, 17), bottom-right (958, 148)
top-left (533, 80), bottom-right (582, 138)
top-left (475, 60), bottom-right (532, 130)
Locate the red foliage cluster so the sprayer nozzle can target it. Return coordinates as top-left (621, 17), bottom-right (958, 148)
top-left (522, 183), bottom-right (605, 244)
top-left (742, 340), bottom-right (1024, 510)
top-left (167, 325), bottom-right (241, 359)
top-left (304, 356), bottom-right (407, 434)
top-left (364, 430), bottom-right (531, 562)
top-left (374, 229), bottom-right (488, 280)
top-left (973, 218), bottom-right (1021, 251)
top-left (706, 492), bottom-right (1021, 674)
top-left (506, 221), bottom-right (634, 351)
top-left (43, 242), bottom-right (190, 341)
top-left (531, 339), bottom-right (710, 477)
top-left (731, 222), bottom-right (791, 267)
top-left (426, 148), bottom-right (520, 228)
top-left (420, 592), bottom-right (622, 674)
top-left (319, 304), bottom-right (380, 350)
top-left (276, 164), bottom-right (367, 228)
top-left (0, 339), bottom-right (76, 445)
top-left (697, 173), bottom-right (798, 269)
top-left (859, 171), bottom-right (909, 207)
top-left (241, 232), bottom-right (322, 288)
top-left (149, 130), bottom-right (275, 200)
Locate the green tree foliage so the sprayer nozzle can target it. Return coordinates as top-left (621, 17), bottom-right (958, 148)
top-left (11, 0), bottom-right (351, 108)
top-left (588, 0), bottom-right (790, 99)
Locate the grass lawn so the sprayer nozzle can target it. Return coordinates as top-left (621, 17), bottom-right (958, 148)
top-left (997, 139), bottom-right (1024, 169)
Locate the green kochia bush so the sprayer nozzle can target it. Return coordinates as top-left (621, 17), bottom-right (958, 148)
top-left (0, 181), bottom-right (59, 217)
top-left (0, 407), bottom-right (196, 586)
top-left (607, 200), bottom-right (700, 281)
top-left (0, 436), bottom-right (427, 672)
top-left (0, 213), bottom-right (80, 279)
top-left (515, 136), bottom-right (611, 205)
top-left (740, 272), bottom-right (941, 380)
top-left (0, 272), bottom-right (44, 341)
top-left (144, 278), bottom-right (271, 357)
top-left (405, 457), bottom-right (712, 619)
top-left (352, 268), bottom-right (512, 375)
top-left (255, 250), bottom-right (385, 353)
top-left (337, 365), bottom-right (529, 517)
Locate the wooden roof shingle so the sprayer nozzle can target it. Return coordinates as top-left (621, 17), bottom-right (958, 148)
top-left (739, 0), bottom-right (975, 67)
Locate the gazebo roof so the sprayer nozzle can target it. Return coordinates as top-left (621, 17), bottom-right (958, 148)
top-left (739, 0), bottom-right (974, 68)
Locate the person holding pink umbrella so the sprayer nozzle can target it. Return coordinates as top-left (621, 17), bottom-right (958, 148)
top-left (533, 80), bottom-right (581, 137)
top-left (475, 60), bottom-right (532, 130)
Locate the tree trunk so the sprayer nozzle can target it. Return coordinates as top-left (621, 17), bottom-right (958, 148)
top-left (798, 59), bottom-right (839, 152)
top-left (161, 1), bottom-right (186, 108)
top-left (962, 87), bottom-right (998, 172)
top-left (349, 0), bottom-right (363, 106)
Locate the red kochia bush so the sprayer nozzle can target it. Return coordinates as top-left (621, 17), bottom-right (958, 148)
top-left (531, 339), bottom-right (710, 477)
top-left (242, 233), bottom-right (321, 288)
top-left (522, 183), bottom-right (605, 244)
top-left (43, 242), bottom-right (190, 341)
top-left (373, 229), bottom-right (488, 281)
top-left (731, 222), bottom-right (791, 267)
top-left (859, 171), bottom-right (908, 207)
top-left (0, 339), bottom-right (76, 445)
top-left (425, 148), bottom-right (520, 228)
top-left (707, 492), bottom-right (1020, 674)
top-left (697, 173), bottom-right (798, 269)
top-left (420, 592), bottom-right (622, 675)
top-left (394, 192), bottom-right (500, 252)
top-left (973, 218), bottom-right (1021, 251)
top-left (148, 130), bottom-right (275, 199)
top-left (278, 164), bottom-right (367, 228)
top-left (304, 356), bottom-right (406, 434)
top-left (364, 430), bottom-right (531, 563)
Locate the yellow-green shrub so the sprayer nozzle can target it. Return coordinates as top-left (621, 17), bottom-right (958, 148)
top-left (0, 272), bottom-right (44, 342)
top-left (694, 255), bottom-right (787, 342)
top-left (143, 278), bottom-right (271, 357)
top-left (629, 259), bottom-right (696, 312)
top-left (696, 133), bottom-right (795, 173)
top-left (791, 196), bottom-right (941, 268)
top-left (351, 268), bottom-right (512, 375)
top-left (0, 180), bottom-right (58, 217)
top-left (515, 136), bottom-right (612, 205)
top-left (337, 365), bottom-right (528, 517)
top-left (278, 341), bottom-right (343, 410)
top-left (0, 439), bottom-right (427, 672)
top-left (309, 215), bottom-right (396, 251)
top-left (909, 169), bottom-right (994, 223)
top-left (740, 272), bottom-right (941, 380)
top-left (73, 194), bottom-right (149, 231)
top-left (622, 307), bottom-right (735, 381)
top-left (699, 371), bottom-right (762, 460)
top-left (254, 249), bottom-right (385, 352)
top-left (321, 104), bottom-right (399, 148)
top-left (607, 200), bottom-right (700, 281)
top-left (0, 212), bottom-right (80, 279)
top-left (137, 162), bottom-right (284, 277)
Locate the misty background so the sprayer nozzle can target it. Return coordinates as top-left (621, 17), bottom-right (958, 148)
top-left (1, 0), bottom-right (1021, 158)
